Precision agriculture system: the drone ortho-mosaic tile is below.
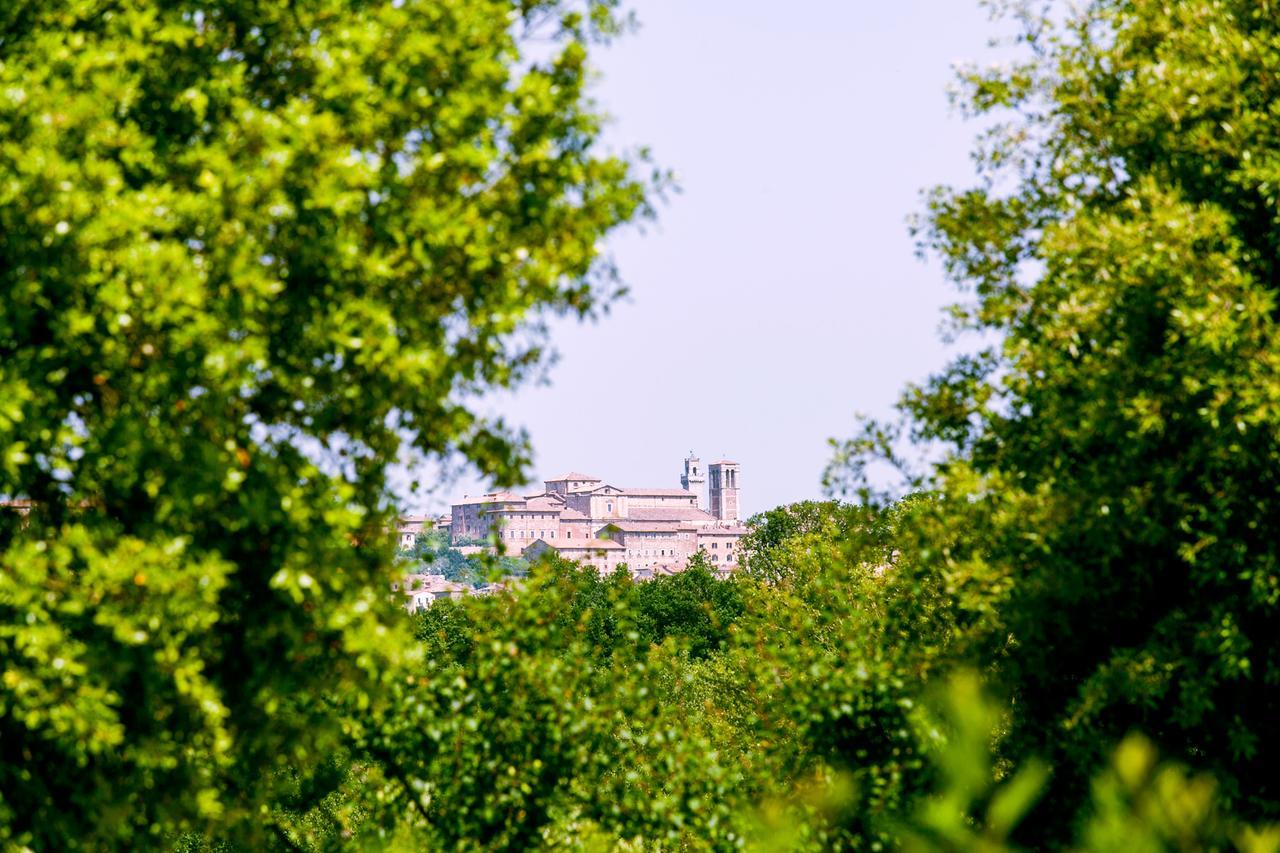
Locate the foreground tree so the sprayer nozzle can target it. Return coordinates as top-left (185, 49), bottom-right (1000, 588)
top-left (739, 499), bottom-right (871, 585)
top-left (829, 0), bottom-right (1280, 840)
top-left (0, 1), bottom-right (652, 847)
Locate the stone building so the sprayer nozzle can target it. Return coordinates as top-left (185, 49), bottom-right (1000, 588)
top-left (454, 452), bottom-right (748, 577)
top-left (395, 514), bottom-right (450, 550)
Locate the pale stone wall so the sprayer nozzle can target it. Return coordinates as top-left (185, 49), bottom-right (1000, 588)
top-left (697, 527), bottom-right (746, 569)
top-left (561, 490), bottom-right (625, 520)
top-left (559, 516), bottom-right (594, 543)
top-left (528, 539), bottom-right (624, 572)
top-left (544, 476), bottom-right (602, 495)
top-left (621, 530), bottom-right (686, 573)
top-left (453, 502), bottom-right (493, 540)
top-left (451, 494), bottom-right (523, 542)
top-left (489, 507), bottom-right (563, 555)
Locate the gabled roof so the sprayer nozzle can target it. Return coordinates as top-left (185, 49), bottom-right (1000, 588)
top-left (620, 487), bottom-right (694, 497)
top-left (456, 491), bottom-right (526, 506)
top-left (546, 472), bottom-right (601, 482)
top-left (628, 506), bottom-right (717, 523)
top-left (560, 508), bottom-right (590, 520)
top-left (524, 496), bottom-right (566, 511)
top-left (536, 537), bottom-right (623, 551)
top-left (600, 520), bottom-right (683, 533)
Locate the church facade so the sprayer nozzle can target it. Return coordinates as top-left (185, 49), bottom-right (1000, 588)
top-left (450, 453), bottom-right (747, 578)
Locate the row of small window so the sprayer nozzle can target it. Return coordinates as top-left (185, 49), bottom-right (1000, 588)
top-left (506, 529), bottom-right (555, 540)
top-left (710, 554), bottom-right (735, 562)
top-left (707, 541), bottom-right (734, 550)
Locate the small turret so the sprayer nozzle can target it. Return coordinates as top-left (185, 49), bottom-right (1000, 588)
top-left (681, 451), bottom-right (707, 509)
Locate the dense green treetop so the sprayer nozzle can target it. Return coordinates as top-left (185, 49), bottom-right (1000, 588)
top-left (828, 0), bottom-right (1280, 839)
top-left (0, 1), bottom-right (653, 847)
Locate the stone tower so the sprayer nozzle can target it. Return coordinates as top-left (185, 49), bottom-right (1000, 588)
top-left (708, 460), bottom-right (740, 522)
top-left (681, 451), bottom-right (707, 509)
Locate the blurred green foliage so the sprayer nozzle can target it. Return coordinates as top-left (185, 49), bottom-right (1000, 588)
top-left (0, 0), bottom-right (652, 847)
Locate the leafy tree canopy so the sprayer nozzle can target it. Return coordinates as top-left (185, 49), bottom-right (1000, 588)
top-left (0, 0), bottom-right (653, 847)
top-left (828, 0), bottom-right (1280, 839)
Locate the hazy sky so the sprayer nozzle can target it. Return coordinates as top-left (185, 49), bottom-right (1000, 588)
top-left (410, 1), bottom-right (1004, 517)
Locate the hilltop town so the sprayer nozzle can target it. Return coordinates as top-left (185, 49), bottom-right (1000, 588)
top-left (395, 453), bottom-right (747, 608)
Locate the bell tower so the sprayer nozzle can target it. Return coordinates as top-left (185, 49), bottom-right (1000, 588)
top-left (681, 451), bottom-right (706, 509)
top-left (708, 460), bottom-right (740, 522)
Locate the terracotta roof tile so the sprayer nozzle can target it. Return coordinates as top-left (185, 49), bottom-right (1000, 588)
top-left (601, 521), bottom-right (684, 532)
top-left (457, 492), bottom-right (526, 506)
top-left (548, 538), bottom-right (623, 551)
top-left (698, 526), bottom-right (748, 536)
top-left (523, 497), bottom-right (566, 511)
top-left (628, 507), bottom-right (717, 522)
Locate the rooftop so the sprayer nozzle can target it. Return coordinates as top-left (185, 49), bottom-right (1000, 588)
top-left (525, 496), bottom-right (568, 511)
top-left (545, 472), bottom-right (601, 482)
top-left (456, 491), bottom-right (525, 506)
top-left (628, 506), bottom-right (717, 523)
top-left (698, 526), bottom-right (749, 536)
top-left (600, 521), bottom-right (684, 533)
top-left (540, 537), bottom-right (624, 551)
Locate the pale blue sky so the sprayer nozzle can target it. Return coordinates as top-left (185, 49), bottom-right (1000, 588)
top-left (411, 1), bottom-right (1003, 517)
